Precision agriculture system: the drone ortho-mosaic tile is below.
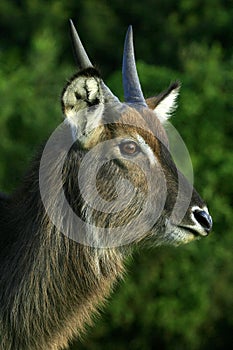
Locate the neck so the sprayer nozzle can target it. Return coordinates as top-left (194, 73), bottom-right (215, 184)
top-left (0, 156), bottom-right (125, 350)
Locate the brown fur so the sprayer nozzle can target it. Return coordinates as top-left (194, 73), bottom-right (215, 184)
top-left (0, 66), bottom-right (210, 349)
top-left (0, 148), bottom-right (125, 349)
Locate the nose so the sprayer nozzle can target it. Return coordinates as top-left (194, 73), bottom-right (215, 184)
top-left (193, 209), bottom-right (213, 233)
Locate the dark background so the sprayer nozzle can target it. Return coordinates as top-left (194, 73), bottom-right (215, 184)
top-left (0, 1), bottom-right (232, 349)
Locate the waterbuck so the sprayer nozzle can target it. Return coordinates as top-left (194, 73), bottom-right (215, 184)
top-left (0, 20), bottom-right (212, 350)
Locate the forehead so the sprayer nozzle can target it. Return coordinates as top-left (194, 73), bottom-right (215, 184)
top-left (105, 104), bottom-right (169, 148)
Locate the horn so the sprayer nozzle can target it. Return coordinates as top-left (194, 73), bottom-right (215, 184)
top-left (69, 19), bottom-right (93, 69)
top-left (69, 19), bottom-right (119, 103)
top-left (122, 26), bottom-right (146, 106)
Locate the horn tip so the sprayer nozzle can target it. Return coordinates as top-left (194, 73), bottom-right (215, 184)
top-left (69, 18), bottom-right (74, 27)
top-left (124, 25), bottom-right (134, 50)
top-left (69, 19), bottom-right (76, 34)
top-left (126, 25), bottom-right (133, 37)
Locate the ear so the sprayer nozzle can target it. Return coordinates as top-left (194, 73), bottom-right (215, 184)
top-left (146, 81), bottom-right (180, 124)
top-left (61, 68), bottom-right (105, 144)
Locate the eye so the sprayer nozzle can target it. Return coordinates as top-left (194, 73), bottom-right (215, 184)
top-left (119, 141), bottom-right (140, 156)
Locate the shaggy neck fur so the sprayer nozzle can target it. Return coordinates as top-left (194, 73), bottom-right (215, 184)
top-left (0, 147), bottom-right (125, 350)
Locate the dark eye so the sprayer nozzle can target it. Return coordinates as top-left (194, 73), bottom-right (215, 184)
top-left (119, 141), bottom-right (140, 156)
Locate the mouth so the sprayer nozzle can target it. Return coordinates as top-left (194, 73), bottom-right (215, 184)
top-left (177, 225), bottom-right (209, 238)
top-left (151, 217), bottom-right (211, 247)
top-left (161, 221), bottom-right (203, 246)
top-left (178, 226), bottom-right (201, 237)
top-left (167, 206), bottom-right (212, 243)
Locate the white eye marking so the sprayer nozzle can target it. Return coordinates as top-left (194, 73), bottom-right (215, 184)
top-left (136, 135), bottom-right (157, 165)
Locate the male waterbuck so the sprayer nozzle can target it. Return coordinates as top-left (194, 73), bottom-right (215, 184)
top-left (0, 20), bottom-right (212, 350)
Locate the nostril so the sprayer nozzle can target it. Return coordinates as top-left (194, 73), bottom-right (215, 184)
top-left (193, 210), bottom-right (213, 233)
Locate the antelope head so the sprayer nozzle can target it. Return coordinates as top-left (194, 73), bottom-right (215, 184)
top-left (55, 21), bottom-right (213, 248)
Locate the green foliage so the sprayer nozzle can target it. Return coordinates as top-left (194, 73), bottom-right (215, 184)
top-left (0, 0), bottom-right (232, 349)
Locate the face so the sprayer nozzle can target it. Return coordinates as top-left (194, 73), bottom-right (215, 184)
top-left (62, 71), bottom-right (212, 248)
top-left (61, 43), bottom-right (212, 248)
top-left (86, 105), bottom-right (212, 247)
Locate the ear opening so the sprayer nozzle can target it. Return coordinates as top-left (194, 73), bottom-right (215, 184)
top-left (61, 69), bottom-right (105, 144)
top-left (146, 81), bottom-right (181, 123)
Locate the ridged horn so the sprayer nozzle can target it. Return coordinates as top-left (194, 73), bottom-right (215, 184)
top-left (122, 26), bottom-right (147, 106)
top-left (69, 19), bottom-right (93, 69)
